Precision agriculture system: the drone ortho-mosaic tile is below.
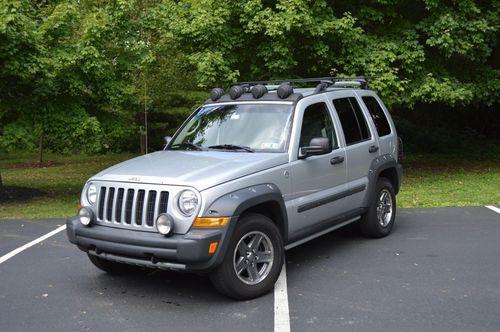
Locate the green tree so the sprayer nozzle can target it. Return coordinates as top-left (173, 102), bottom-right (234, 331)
top-left (0, 0), bottom-right (153, 160)
top-left (160, 0), bottom-right (499, 109)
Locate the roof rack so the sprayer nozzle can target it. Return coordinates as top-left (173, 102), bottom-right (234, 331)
top-left (237, 76), bottom-right (380, 90)
top-left (205, 76), bottom-right (380, 103)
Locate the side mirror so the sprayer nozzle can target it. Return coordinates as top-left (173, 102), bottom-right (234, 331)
top-left (163, 136), bottom-right (172, 148)
top-left (299, 137), bottom-right (331, 159)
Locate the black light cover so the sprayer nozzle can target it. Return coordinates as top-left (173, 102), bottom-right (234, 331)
top-left (251, 84), bottom-right (268, 99)
top-left (277, 83), bottom-right (293, 99)
top-left (210, 88), bottom-right (225, 101)
top-left (229, 85), bottom-right (246, 99)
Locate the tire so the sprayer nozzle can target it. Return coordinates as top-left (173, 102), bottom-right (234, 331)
top-left (359, 177), bottom-right (396, 238)
top-left (209, 213), bottom-right (284, 300)
top-left (87, 253), bottom-right (135, 275)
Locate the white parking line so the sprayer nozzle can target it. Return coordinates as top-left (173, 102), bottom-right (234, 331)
top-left (485, 206), bottom-right (500, 215)
top-left (274, 262), bottom-right (291, 332)
top-left (0, 225), bottom-right (66, 265)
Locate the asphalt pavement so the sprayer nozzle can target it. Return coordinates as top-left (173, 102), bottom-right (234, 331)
top-left (0, 206), bottom-right (499, 332)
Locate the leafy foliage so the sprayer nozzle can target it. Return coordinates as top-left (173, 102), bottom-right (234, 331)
top-left (164, 0), bottom-right (499, 109)
top-left (0, 0), bottom-right (499, 159)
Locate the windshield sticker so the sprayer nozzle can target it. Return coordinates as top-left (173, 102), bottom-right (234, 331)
top-left (261, 142), bottom-right (280, 149)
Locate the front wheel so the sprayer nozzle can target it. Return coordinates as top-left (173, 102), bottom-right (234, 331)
top-left (359, 177), bottom-right (396, 238)
top-left (209, 213), bottom-right (284, 300)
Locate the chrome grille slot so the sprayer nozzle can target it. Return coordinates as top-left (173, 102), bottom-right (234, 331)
top-left (135, 190), bottom-right (145, 225)
top-left (95, 184), bottom-right (168, 232)
top-left (159, 191), bottom-right (169, 214)
top-left (106, 187), bottom-right (115, 221)
top-left (125, 189), bottom-right (134, 224)
top-left (115, 188), bottom-right (124, 222)
top-left (146, 191), bottom-right (157, 226)
top-left (98, 187), bottom-right (106, 220)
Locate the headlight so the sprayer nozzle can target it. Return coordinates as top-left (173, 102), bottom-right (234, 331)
top-left (78, 207), bottom-right (94, 226)
top-left (87, 184), bottom-right (97, 204)
top-left (156, 214), bottom-right (174, 235)
top-left (177, 190), bottom-right (199, 216)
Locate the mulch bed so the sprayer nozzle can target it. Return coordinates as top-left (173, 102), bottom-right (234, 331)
top-left (0, 186), bottom-right (47, 203)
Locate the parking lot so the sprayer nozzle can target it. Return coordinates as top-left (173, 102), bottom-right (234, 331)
top-left (1, 206), bottom-right (499, 332)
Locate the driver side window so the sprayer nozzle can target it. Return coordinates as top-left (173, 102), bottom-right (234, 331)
top-left (299, 102), bottom-right (336, 149)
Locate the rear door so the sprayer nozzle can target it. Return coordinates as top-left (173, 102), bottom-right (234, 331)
top-left (356, 91), bottom-right (397, 157)
top-left (330, 94), bottom-right (379, 209)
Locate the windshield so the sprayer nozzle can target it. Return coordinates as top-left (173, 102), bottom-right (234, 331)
top-left (169, 103), bottom-right (294, 152)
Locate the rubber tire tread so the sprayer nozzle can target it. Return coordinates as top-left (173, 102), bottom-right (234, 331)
top-left (209, 213), bottom-right (284, 300)
top-left (359, 177), bottom-right (396, 238)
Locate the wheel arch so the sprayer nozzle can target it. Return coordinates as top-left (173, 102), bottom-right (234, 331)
top-left (362, 154), bottom-right (402, 207)
top-left (195, 184), bottom-right (288, 271)
top-left (379, 167), bottom-right (400, 194)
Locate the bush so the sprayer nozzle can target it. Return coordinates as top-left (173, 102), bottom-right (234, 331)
top-left (0, 120), bottom-right (37, 152)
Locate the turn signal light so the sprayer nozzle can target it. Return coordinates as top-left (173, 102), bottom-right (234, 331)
top-left (208, 242), bottom-right (219, 254)
top-left (192, 217), bottom-right (229, 228)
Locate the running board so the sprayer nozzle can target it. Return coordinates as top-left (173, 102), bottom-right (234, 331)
top-left (284, 216), bottom-right (360, 250)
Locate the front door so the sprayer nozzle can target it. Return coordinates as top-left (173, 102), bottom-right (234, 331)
top-left (286, 96), bottom-right (349, 242)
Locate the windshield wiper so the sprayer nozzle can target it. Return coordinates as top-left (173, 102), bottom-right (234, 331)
top-left (170, 142), bottom-right (204, 151)
top-left (208, 144), bottom-right (254, 152)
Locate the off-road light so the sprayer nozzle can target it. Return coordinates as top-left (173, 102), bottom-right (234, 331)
top-left (87, 184), bottom-right (97, 204)
top-left (277, 83), bottom-right (293, 99)
top-left (210, 88), bottom-right (224, 101)
top-left (251, 84), bottom-right (268, 99)
top-left (229, 85), bottom-right (245, 99)
top-left (156, 214), bottom-right (174, 235)
top-left (177, 190), bottom-right (199, 216)
top-left (78, 207), bottom-right (94, 226)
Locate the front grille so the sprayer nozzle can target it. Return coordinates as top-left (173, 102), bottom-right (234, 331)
top-left (96, 185), bottom-right (169, 231)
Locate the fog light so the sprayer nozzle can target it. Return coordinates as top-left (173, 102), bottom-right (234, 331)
top-left (78, 207), bottom-right (94, 226)
top-left (156, 214), bottom-right (174, 235)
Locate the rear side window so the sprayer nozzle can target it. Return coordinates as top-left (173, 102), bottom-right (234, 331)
top-left (333, 97), bottom-right (371, 145)
top-left (362, 96), bottom-right (391, 137)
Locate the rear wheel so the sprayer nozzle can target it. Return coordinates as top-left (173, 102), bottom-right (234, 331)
top-left (209, 213), bottom-right (284, 300)
top-left (359, 177), bottom-right (396, 238)
top-left (87, 253), bottom-right (135, 275)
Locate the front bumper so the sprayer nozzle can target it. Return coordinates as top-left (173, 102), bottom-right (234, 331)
top-left (66, 217), bottom-right (234, 272)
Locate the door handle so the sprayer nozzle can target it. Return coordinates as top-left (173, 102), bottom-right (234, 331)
top-left (330, 156), bottom-right (345, 165)
top-left (369, 145), bottom-right (379, 153)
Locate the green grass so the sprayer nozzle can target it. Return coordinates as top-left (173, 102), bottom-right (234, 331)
top-left (0, 152), bottom-right (499, 219)
top-left (398, 154), bottom-right (500, 208)
top-left (0, 152), bottom-right (136, 219)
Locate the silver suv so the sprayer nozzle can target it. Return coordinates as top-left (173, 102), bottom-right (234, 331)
top-left (67, 77), bottom-right (402, 300)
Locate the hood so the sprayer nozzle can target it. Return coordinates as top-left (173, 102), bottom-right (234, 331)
top-left (91, 150), bottom-right (288, 191)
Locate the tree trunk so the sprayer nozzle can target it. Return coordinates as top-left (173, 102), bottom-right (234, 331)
top-left (38, 129), bottom-right (45, 164)
top-left (139, 131), bottom-right (145, 155)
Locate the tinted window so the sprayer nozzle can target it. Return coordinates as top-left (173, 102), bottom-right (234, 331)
top-left (362, 96), bottom-right (391, 137)
top-left (299, 102), bottom-right (336, 149)
top-left (333, 97), bottom-right (371, 145)
top-left (350, 98), bottom-right (371, 140)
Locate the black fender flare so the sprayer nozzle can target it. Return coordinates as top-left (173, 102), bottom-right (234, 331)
top-left (188, 183), bottom-right (287, 271)
top-left (362, 154), bottom-right (402, 208)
